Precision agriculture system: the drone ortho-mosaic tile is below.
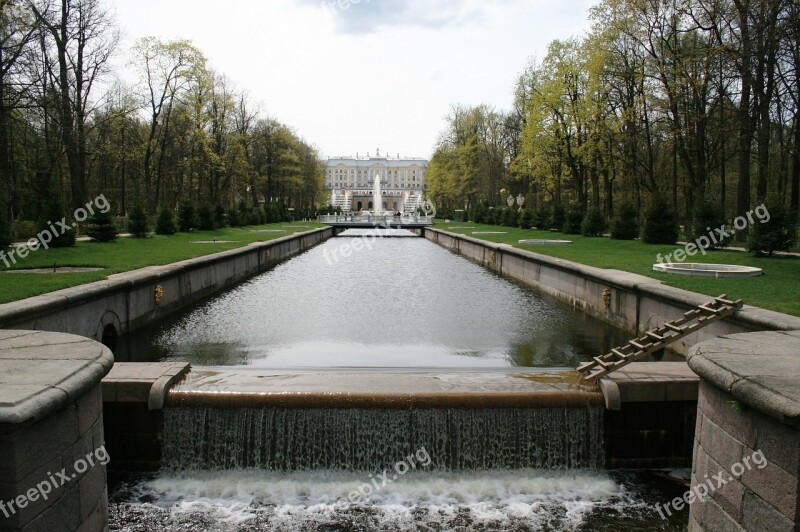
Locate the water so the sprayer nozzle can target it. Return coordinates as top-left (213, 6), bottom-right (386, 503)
top-left (109, 233), bottom-right (688, 530)
top-left (116, 233), bottom-right (628, 368)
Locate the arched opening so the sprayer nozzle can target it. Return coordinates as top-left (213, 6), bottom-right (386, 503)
top-left (101, 324), bottom-right (118, 350)
top-left (392, 202), bottom-right (398, 210)
top-left (368, 201), bottom-right (373, 210)
top-left (357, 201), bottom-right (363, 210)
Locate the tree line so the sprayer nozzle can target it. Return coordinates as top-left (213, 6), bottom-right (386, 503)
top-left (427, 0), bottom-right (799, 245)
top-left (1, 0), bottom-right (323, 244)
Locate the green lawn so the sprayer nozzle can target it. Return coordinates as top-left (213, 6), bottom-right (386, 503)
top-left (435, 221), bottom-right (800, 317)
top-left (0, 222), bottom-right (323, 304)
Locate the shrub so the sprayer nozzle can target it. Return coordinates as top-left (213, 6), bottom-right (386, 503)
top-left (518, 209), bottom-right (535, 229)
top-left (503, 207), bottom-right (518, 227)
top-left (0, 207), bottom-right (10, 249)
top-left (228, 208), bottom-right (242, 227)
top-left (41, 195), bottom-right (76, 247)
top-left (86, 210), bottom-right (118, 242)
top-left (197, 203), bottom-right (216, 231)
top-left (581, 207), bottom-right (606, 237)
top-left (562, 207), bottom-right (583, 234)
top-left (610, 199), bottom-right (639, 240)
top-left (215, 205), bottom-right (227, 228)
top-left (155, 206), bottom-right (177, 235)
top-left (533, 204), bottom-right (552, 230)
top-left (691, 199), bottom-right (726, 248)
top-left (126, 204), bottom-right (150, 238)
top-left (178, 201), bottom-right (197, 232)
top-left (641, 195), bottom-right (679, 244)
top-left (748, 201), bottom-right (795, 256)
top-left (552, 203), bottom-right (566, 232)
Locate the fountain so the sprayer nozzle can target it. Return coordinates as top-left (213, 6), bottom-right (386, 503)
top-left (373, 174), bottom-right (383, 215)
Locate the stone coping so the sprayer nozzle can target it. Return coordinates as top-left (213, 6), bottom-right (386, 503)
top-left (598, 361), bottom-right (699, 410)
top-left (0, 227), bottom-right (330, 326)
top-left (0, 330), bottom-right (113, 424)
top-left (687, 330), bottom-right (800, 429)
top-left (166, 367), bottom-right (603, 409)
top-left (428, 228), bottom-right (800, 332)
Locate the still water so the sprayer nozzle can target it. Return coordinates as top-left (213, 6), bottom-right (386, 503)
top-left (117, 231), bottom-right (627, 368)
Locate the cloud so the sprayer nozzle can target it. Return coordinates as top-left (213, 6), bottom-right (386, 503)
top-left (296, 0), bottom-right (503, 34)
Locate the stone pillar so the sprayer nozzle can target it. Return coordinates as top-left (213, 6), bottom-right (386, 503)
top-left (687, 330), bottom-right (800, 532)
top-left (0, 331), bottom-right (114, 531)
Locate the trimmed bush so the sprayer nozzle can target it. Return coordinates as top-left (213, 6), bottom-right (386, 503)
top-left (41, 195), bottom-right (76, 247)
top-left (126, 204), bottom-right (150, 238)
top-left (534, 205), bottom-right (552, 230)
top-left (0, 207), bottom-right (10, 249)
top-left (503, 207), bottom-right (518, 227)
top-left (86, 210), bottom-right (118, 242)
top-left (641, 195), bottom-right (679, 244)
top-left (215, 205), bottom-right (227, 228)
top-left (551, 203), bottom-right (566, 232)
top-left (562, 207), bottom-right (583, 234)
top-left (518, 209), bottom-right (535, 229)
top-left (197, 203), bottom-right (216, 231)
top-left (178, 201), bottom-right (197, 232)
top-left (581, 207), bottom-right (606, 237)
top-left (228, 208), bottom-right (242, 227)
top-left (155, 206), bottom-right (177, 235)
top-left (691, 199), bottom-right (726, 249)
top-left (610, 199), bottom-right (639, 240)
top-left (748, 202), bottom-right (795, 256)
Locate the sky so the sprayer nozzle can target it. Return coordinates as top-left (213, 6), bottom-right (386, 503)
top-left (110, 0), bottom-right (594, 160)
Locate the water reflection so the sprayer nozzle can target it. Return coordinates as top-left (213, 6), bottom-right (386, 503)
top-left (117, 237), bottom-right (628, 367)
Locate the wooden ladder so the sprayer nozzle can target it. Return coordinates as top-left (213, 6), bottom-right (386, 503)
top-left (577, 294), bottom-right (743, 382)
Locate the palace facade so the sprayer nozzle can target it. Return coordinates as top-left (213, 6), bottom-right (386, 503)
top-left (324, 150), bottom-right (428, 212)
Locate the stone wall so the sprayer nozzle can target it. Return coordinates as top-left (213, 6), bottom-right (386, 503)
top-left (426, 228), bottom-right (800, 352)
top-left (0, 228), bottom-right (332, 342)
top-left (687, 331), bottom-right (800, 531)
top-left (0, 331), bottom-right (113, 531)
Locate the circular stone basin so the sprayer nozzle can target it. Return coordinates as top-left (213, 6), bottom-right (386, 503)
top-left (250, 230), bottom-right (286, 233)
top-left (189, 240), bottom-right (240, 244)
top-left (518, 239), bottom-right (573, 245)
top-left (652, 262), bottom-right (763, 278)
top-left (2, 267), bottom-right (104, 274)
top-left (472, 231), bottom-right (507, 235)
top-left (448, 226), bottom-right (475, 229)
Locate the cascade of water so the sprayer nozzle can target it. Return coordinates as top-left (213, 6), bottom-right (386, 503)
top-left (162, 406), bottom-right (604, 471)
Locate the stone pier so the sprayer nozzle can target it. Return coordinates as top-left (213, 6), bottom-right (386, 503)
top-left (0, 331), bottom-right (113, 532)
top-left (687, 330), bottom-right (800, 532)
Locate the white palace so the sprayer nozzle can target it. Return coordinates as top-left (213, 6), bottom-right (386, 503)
top-left (324, 149), bottom-right (428, 213)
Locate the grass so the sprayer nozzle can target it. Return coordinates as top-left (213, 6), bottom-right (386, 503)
top-left (0, 222), bottom-right (323, 304)
top-left (435, 221), bottom-right (800, 317)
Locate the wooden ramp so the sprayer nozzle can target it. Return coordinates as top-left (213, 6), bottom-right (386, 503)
top-left (577, 295), bottom-right (743, 382)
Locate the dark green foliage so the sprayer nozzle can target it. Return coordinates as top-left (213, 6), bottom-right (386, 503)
top-left (41, 195), bottom-right (76, 247)
top-left (533, 204), bottom-right (552, 230)
top-left (86, 210), bottom-right (119, 242)
top-left (562, 207), bottom-right (583, 234)
top-left (518, 209), bottom-right (535, 229)
top-left (503, 207), bottom-right (518, 227)
top-left (215, 205), bottom-right (227, 228)
top-left (178, 201), bottom-right (197, 232)
top-left (691, 199), bottom-right (726, 248)
top-left (247, 208), bottom-right (261, 226)
top-left (155, 206), bottom-right (177, 235)
top-left (641, 195), bottom-right (679, 244)
top-left (551, 203), bottom-right (566, 232)
top-left (228, 208), bottom-right (243, 227)
top-left (0, 207), bottom-right (10, 249)
top-left (126, 204), bottom-right (150, 238)
top-left (581, 207), bottom-right (606, 237)
top-left (748, 202), bottom-right (795, 256)
top-left (197, 204), bottom-right (216, 231)
top-left (610, 199), bottom-right (639, 240)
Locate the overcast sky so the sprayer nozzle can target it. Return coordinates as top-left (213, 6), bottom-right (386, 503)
top-left (111, 0), bottom-right (594, 159)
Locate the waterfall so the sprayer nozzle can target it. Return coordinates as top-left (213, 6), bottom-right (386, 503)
top-left (162, 406), bottom-right (604, 471)
top-left (373, 174), bottom-right (383, 215)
